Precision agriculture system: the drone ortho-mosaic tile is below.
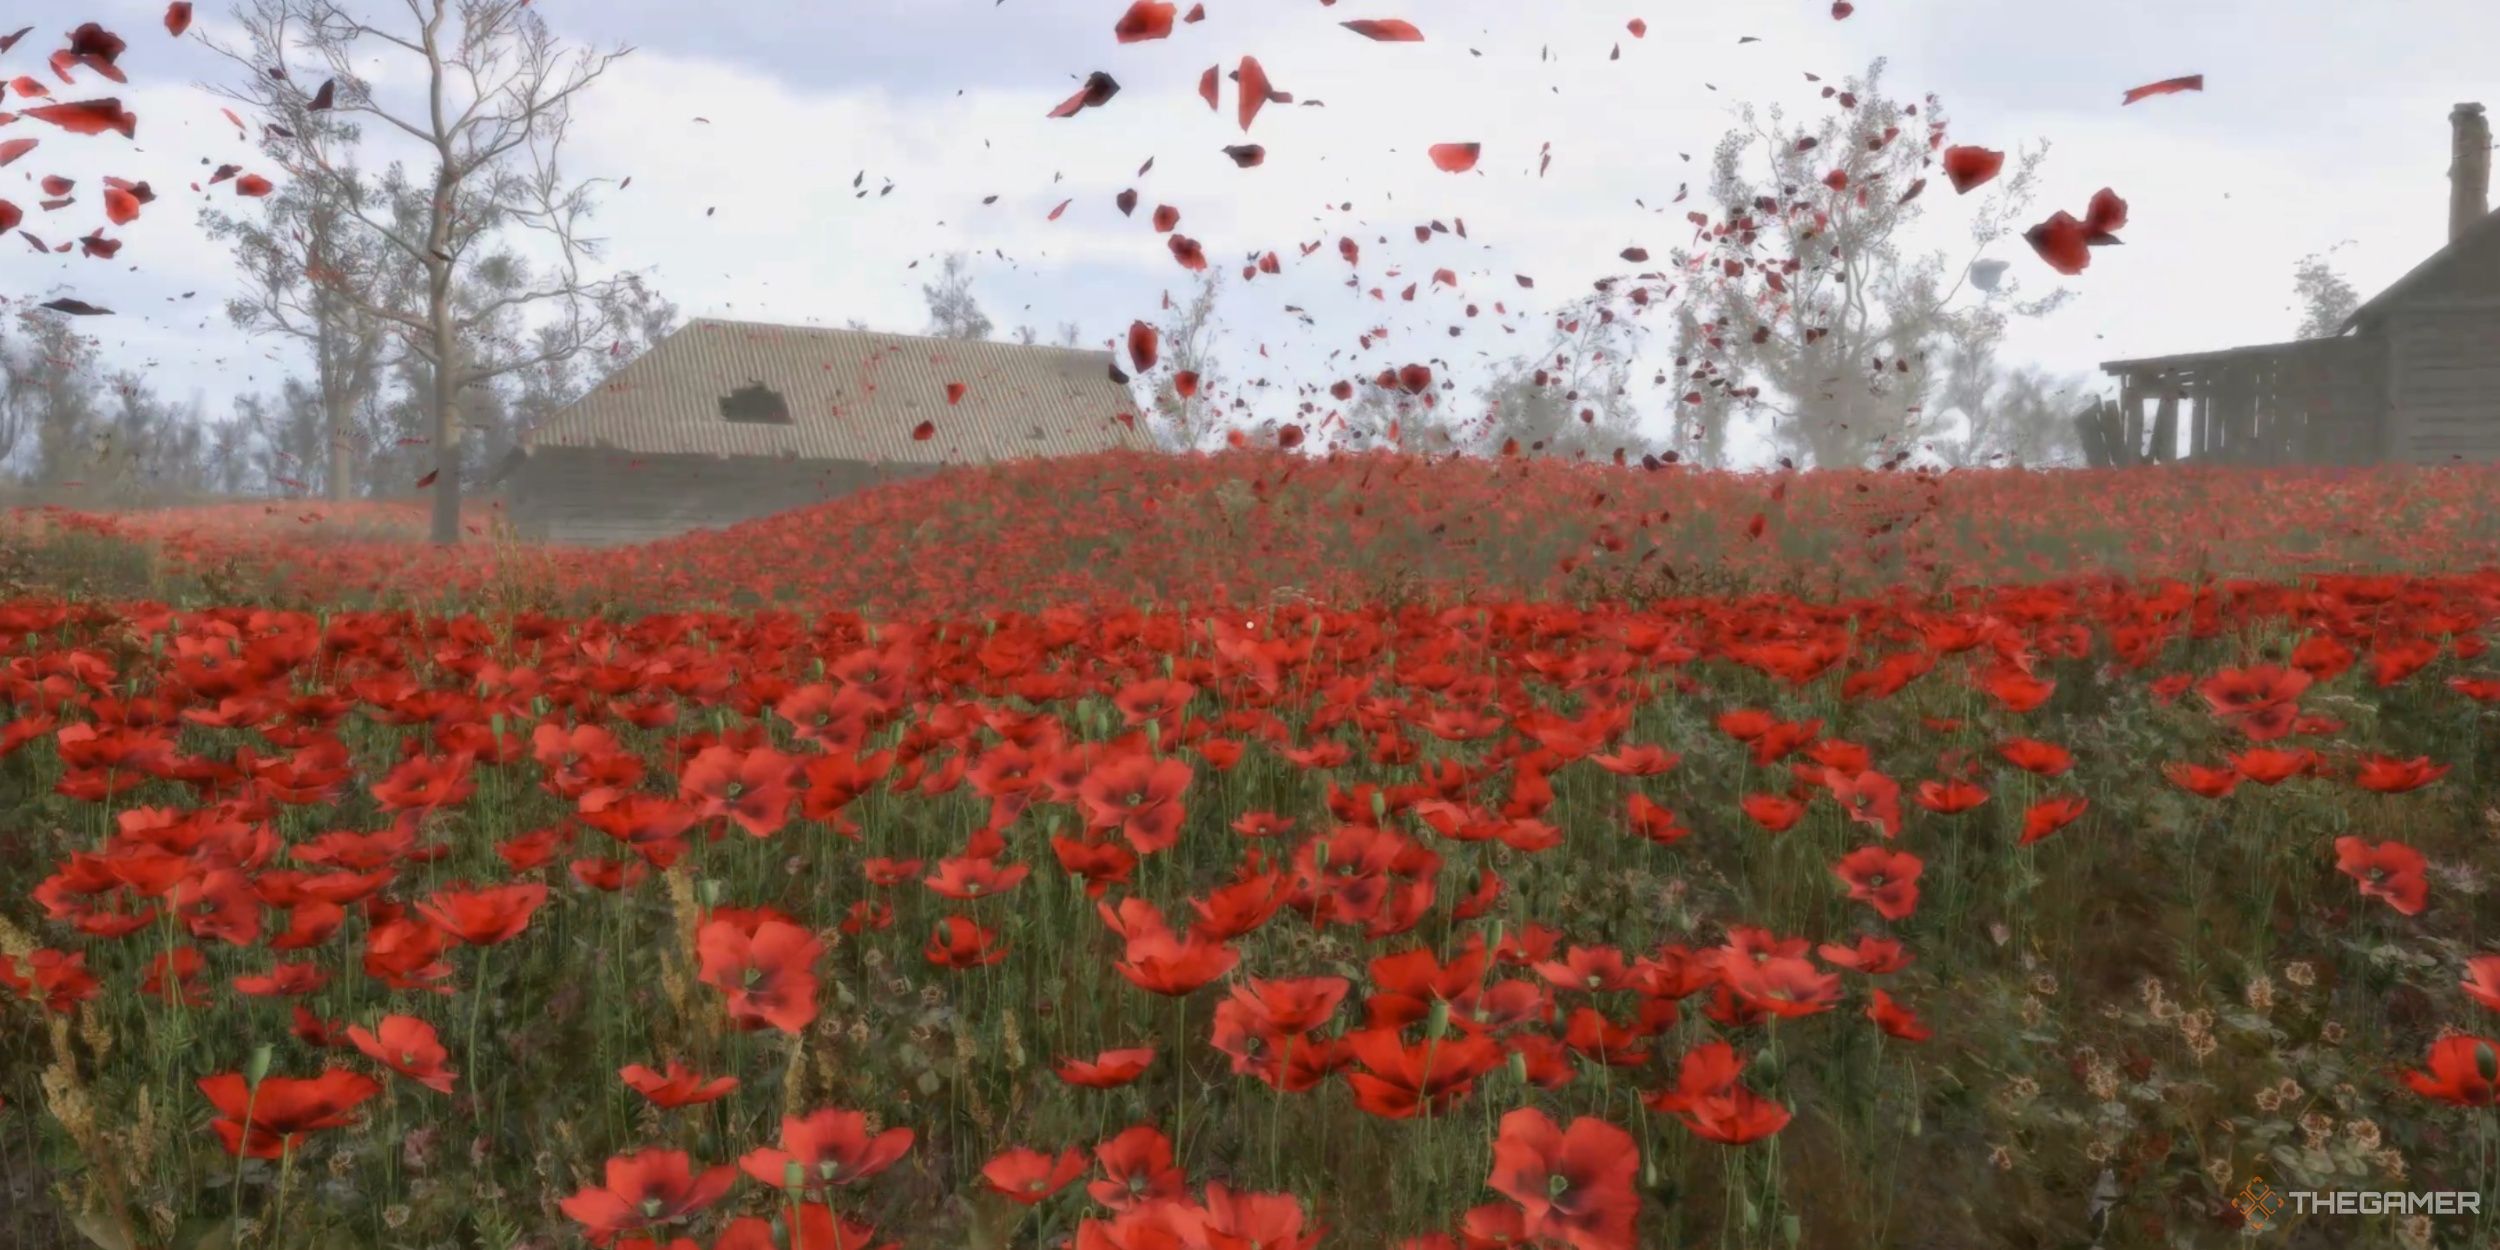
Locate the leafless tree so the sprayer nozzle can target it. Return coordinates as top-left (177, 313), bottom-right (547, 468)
top-left (921, 252), bottom-right (994, 341)
top-left (1471, 292), bottom-right (1653, 462)
top-left (201, 0), bottom-right (638, 543)
top-left (200, 29), bottom-right (408, 502)
top-left (1667, 59), bottom-right (2070, 468)
top-left (2292, 242), bottom-right (2361, 339)
top-left (1933, 332), bottom-right (2087, 467)
top-left (9, 313), bottom-right (104, 486)
top-left (1152, 273), bottom-right (1225, 451)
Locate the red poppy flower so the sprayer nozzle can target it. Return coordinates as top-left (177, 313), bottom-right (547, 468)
top-left (1912, 778), bottom-right (1988, 815)
top-left (1190, 871), bottom-right (1290, 941)
top-left (738, 1106), bottom-right (914, 1191)
top-left (1079, 752), bottom-right (1195, 854)
top-left (1713, 949), bottom-right (1842, 1019)
top-left (1201, 1182), bottom-right (1322, 1249)
top-left (1817, 936), bottom-right (1910, 976)
top-left (2333, 836), bottom-right (2428, 916)
top-left (1101, 897), bottom-right (1239, 994)
top-left (1739, 793), bottom-right (1803, 833)
top-left (557, 1148), bottom-right (737, 1247)
top-left (925, 915), bottom-right (1011, 969)
top-left (1998, 737), bottom-right (2074, 776)
top-left (2163, 762), bottom-right (2240, 799)
top-left (1058, 1046), bottom-right (1156, 1089)
top-left (2464, 956), bottom-right (2500, 1015)
top-left (232, 959), bottom-right (329, 998)
top-left (1833, 846), bottom-right (1923, 920)
top-left (415, 881), bottom-right (546, 946)
top-left (1227, 976), bottom-right (1349, 1034)
top-left (923, 854), bottom-right (1030, 901)
top-left (2017, 795), bottom-right (2089, 846)
top-left (1089, 1125), bottom-right (1186, 1212)
top-left (1866, 990), bottom-right (1932, 1041)
top-left (716, 1207), bottom-right (893, 1250)
top-left (346, 1014), bottom-right (455, 1093)
top-left (982, 1145), bottom-right (1089, 1203)
top-left (369, 750), bottom-right (476, 812)
top-left (1646, 1042), bottom-right (1791, 1145)
top-left (197, 1068), bottom-right (383, 1158)
top-left (1343, 1027), bottom-right (1502, 1119)
top-left (362, 917), bottom-right (455, 992)
top-left (620, 1060), bottom-right (739, 1109)
top-left (2352, 754), bottom-right (2450, 794)
top-left (695, 917), bottom-right (824, 1033)
top-left (1824, 768), bottom-right (1902, 838)
top-left (678, 744), bottom-right (799, 838)
top-left (2228, 747), bottom-right (2315, 786)
top-left (1487, 1107), bottom-right (1640, 1250)
top-left (2403, 1035), bottom-right (2500, 1106)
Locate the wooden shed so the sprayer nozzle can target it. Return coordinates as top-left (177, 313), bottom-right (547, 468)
top-left (2087, 102), bottom-right (2500, 466)
top-left (509, 319), bottom-right (1151, 546)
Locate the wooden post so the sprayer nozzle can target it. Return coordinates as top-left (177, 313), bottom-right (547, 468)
top-left (2075, 400), bottom-right (2112, 468)
top-left (2119, 375), bottom-right (2143, 465)
top-left (2188, 376), bottom-right (2208, 460)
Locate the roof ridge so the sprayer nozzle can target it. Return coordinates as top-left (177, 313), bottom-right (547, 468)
top-left (2337, 205), bottom-right (2500, 334)
top-left (682, 317), bottom-right (1113, 359)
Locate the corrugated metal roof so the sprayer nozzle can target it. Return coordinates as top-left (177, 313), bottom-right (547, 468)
top-left (523, 319), bottom-right (1153, 463)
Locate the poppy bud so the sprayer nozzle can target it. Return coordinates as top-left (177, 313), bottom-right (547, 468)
top-left (783, 1159), bottom-right (805, 1193)
top-left (1485, 920), bottom-right (1506, 952)
top-left (1507, 1049), bottom-right (1528, 1084)
top-left (2479, 1041), bottom-right (2499, 1086)
top-left (1426, 997), bottom-right (1451, 1040)
top-left (1368, 790), bottom-right (1387, 823)
top-left (699, 879), bottom-right (724, 909)
top-left (246, 1042), bottom-right (273, 1087)
top-left (1313, 843), bottom-right (1330, 871)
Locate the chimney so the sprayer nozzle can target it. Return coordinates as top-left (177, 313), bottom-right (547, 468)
top-left (2454, 102), bottom-right (2491, 243)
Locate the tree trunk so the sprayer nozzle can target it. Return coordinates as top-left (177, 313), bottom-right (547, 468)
top-left (326, 390), bottom-right (355, 502)
top-left (427, 146), bottom-right (461, 545)
top-left (429, 292), bottom-right (461, 546)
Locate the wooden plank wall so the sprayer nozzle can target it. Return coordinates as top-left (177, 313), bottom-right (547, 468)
top-left (511, 449), bottom-right (941, 547)
top-left (2104, 335), bottom-right (2385, 466)
top-left (2387, 308), bottom-right (2500, 461)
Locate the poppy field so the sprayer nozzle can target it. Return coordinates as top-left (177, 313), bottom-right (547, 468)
top-left (7, 454), bottom-right (2500, 1250)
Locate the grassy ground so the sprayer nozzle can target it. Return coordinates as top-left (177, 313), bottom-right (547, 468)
top-left (3, 457), bottom-right (2499, 1250)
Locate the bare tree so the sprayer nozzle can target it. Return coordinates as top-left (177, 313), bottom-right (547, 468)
top-left (1151, 273), bottom-right (1226, 451)
top-left (2292, 242), bottom-right (2361, 339)
top-left (921, 252), bottom-right (994, 341)
top-left (1666, 59), bottom-right (2069, 468)
top-left (200, 28), bottom-right (408, 502)
top-left (202, 0), bottom-right (638, 543)
top-left (0, 316), bottom-right (41, 473)
top-left (1933, 332), bottom-right (2086, 467)
top-left (1472, 291), bottom-right (1652, 462)
top-left (1054, 321), bottom-right (1084, 349)
top-left (11, 313), bottom-right (104, 486)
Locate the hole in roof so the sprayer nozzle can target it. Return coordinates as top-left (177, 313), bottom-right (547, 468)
top-left (719, 383), bottom-right (792, 424)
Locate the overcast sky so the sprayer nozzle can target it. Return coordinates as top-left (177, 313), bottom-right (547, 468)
top-left (14, 0), bottom-right (2500, 465)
